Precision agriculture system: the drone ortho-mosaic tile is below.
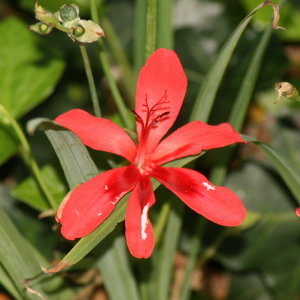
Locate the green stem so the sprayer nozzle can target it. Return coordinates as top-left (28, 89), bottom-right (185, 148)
top-left (153, 201), bottom-right (171, 246)
top-left (0, 105), bottom-right (56, 209)
top-left (134, 0), bottom-right (147, 78)
top-left (101, 17), bottom-right (136, 103)
top-left (146, 0), bottom-right (157, 58)
top-left (90, 0), bottom-right (133, 130)
top-left (79, 44), bottom-right (102, 118)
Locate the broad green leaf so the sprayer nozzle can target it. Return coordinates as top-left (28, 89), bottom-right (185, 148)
top-left (0, 18), bottom-right (64, 118)
top-left (243, 135), bottom-right (300, 205)
top-left (96, 229), bottom-right (140, 300)
top-left (189, 1), bottom-right (277, 122)
top-left (12, 164), bottom-right (66, 211)
top-left (0, 206), bottom-right (74, 299)
top-left (0, 17), bottom-right (65, 165)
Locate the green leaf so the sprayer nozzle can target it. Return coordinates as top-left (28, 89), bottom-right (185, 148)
top-left (28, 118), bottom-right (99, 189)
top-left (12, 164), bottom-right (66, 211)
top-left (96, 229), bottom-right (140, 300)
top-left (0, 206), bottom-right (74, 299)
top-left (189, 1), bottom-right (274, 122)
top-left (155, 198), bottom-right (183, 300)
top-left (0, 17), bottom-right (65, 164)
top-left (0, 263), bottom-right (20, 300)
top-left (243, 135), bottom-right (300, 205)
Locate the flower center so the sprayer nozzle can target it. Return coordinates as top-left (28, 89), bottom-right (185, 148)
top-left (133, 92), bottom-right (170, 172)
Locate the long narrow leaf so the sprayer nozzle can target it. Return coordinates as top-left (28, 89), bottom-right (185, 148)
top-left (210, 24), bottom-right (273, 185)
top-left (0, 207), bottom-right (74, 300)
top-left (189, 1), bottom-right (278, 122)
top-left (96, 228), bottom-right (140, 300)
top-left (243, 135), bottom-right (300, 204)
top-left (28, 118), bottom-right (99, 188)
top-left (155, 198), bottom-right (183, 300)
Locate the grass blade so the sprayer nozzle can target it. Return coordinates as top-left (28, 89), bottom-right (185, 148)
top-left (243, 135), bottom-right (300, 204)
top-left (189, 1), bottom-right (275, 122)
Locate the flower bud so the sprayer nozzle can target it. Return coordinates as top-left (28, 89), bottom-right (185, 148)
top-left (30, 22), bottom-right (53, 35)
top-left (59, 4), bottom-right (79, 23)
top-left (72, 20), bottom-right (104, 43)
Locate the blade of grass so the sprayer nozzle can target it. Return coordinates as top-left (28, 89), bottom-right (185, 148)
top-left (0, 206), bottom-right (74, 300)
top-left (210, 24), bottom-right (273, 185)
top-left (96, 228), bottom-right (140, 300)
top-left (189, 1), bottom-right (277, 123)
top-left (243, 135), bottom-right (300, 205)
top-left (155, 197), bottom-right (184, 300)
top-left (101, 17), bottom-right (136, 102)
top-left (90, 0), bottom-right (133, 129)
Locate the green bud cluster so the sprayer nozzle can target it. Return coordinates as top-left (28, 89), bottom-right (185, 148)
top-left (30, 1), bottom-right (104, 43)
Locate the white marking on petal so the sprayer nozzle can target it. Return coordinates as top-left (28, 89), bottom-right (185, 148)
top-left (97, 212), bottom-right (102, 216)
top-left (202, 181), bottom-right (215, 191)
top-left (75, 210), bottom-right (79, 216)
top-left (104, 185), bottom-right (109, 190)
top-left (141, 203), bottom-right (150, 240)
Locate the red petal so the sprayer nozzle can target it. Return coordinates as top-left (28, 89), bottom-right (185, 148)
top-left (57, 165), bottom-right (140, 240)
top-left (55, 109), bottom-right (137, 163)
top-left (150, 121), bottom-right (245, 165)
top-left (151, 166), bottom-right (246, 226)
top-left (135, 49), bottom-right (187, 152)
top-left (125, 176), bottom-right (155, 258)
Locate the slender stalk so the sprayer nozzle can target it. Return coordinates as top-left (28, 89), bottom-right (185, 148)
top-left (157, 0), bottom-right (173, 49)
top-left (101, 17), bottom-right (136, 103)
top-left (153, 201), bottom-right (171, 246)
top-left (0, 105), bottom-right (56, 209)
top-left (90, 0), bottom-right (133, 129)
top-left (146, 0), bottom-right (157, 58)
top-left (179, 219), bottom-right (206, 300)
top-left (79, 44), bottom-right (102, 118)
top-left (134, 0), bottom-right (147, 78)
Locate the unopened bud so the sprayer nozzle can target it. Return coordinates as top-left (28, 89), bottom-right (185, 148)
top-left (30, 22), bottom-right (53, 35)
top-left (72, 20), bottom-right (104, 43)
top-left (59, 4), bottom-right (79, 23)
top-left (296, 207), bottom-right (300, 217)
top-left (73, 24), bottom-right (85, 38)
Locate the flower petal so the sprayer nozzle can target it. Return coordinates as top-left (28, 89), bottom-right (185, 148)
top-left (135, 48), bottom-right (187, 152)
top-left (55, 109), bottom-right (137, 162)
top-left (125, 176), bottom-right (155, 258)
top-left (151, 166), bottom-right (246, 226)
top-left (57, 165), bottom-right (140, 240)
top-left (150, 121), bottom-right (245, 165)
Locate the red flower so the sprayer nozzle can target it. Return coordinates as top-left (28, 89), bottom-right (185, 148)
top-left (54, 48), bottom-right (246, 258)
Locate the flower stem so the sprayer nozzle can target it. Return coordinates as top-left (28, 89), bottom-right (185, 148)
top-left (154, 201), bottom-right (171, 245)
top-left (79, 44), bottom-right (102, 118)
top-left (0, 105), bottom-right (56, 209)
top-left (90, 0), bottom-right (133, 130)
top-left (146, 0), bottom-right (157, 58)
